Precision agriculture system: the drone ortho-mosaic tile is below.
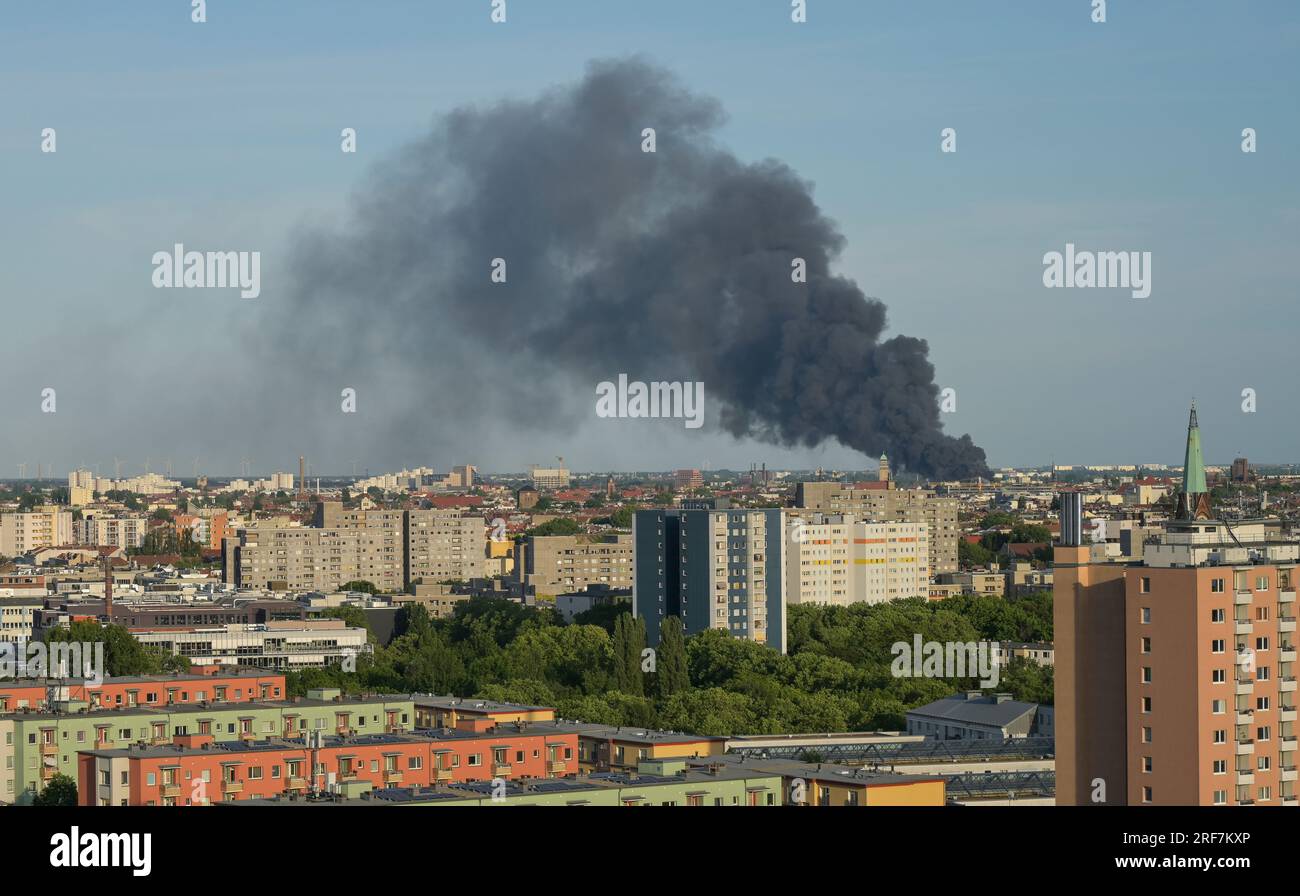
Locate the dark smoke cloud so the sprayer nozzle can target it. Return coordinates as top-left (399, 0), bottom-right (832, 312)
top-left (269, 57), bottom-right (987, 480)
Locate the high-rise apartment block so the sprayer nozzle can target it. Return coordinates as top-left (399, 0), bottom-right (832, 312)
top-left (785, 513), bottom-right (929, 606)
top-left (633, 505), bottom-right (786, 653)
top-left (1056, 405), bottom-right (1298, 806)
top-left (0, 509), bottom-right (73, 556)
top-left (517, 534), bottom-right (633, 598)
top-left (226, 504), bottom-right (484, 592)
top-left (405, 508), bottom-right (488, 585)
top-left (795, 467), bottom-right (958, 575)
top-left (75, 514), bottom-right (149, 549)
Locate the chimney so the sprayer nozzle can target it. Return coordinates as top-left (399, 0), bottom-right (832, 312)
top-left (103, 557), bottom-right (113, 622)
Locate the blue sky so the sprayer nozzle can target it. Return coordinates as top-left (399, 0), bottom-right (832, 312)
top-left (1, 1), bottom-right (1297, 476)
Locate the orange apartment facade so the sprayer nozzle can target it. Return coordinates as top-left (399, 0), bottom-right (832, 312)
top-left (1056, 408), bottom-right (1297, 806)
top-left (77, 726), bottom-right (580, 805)
top-left (0, 670), bottom-right (285, 713)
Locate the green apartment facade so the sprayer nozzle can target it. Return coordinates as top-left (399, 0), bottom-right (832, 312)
top-left (1, 689), bottom-right (414, 804)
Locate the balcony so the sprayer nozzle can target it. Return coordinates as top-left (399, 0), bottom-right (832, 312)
top-left (39, 743), bottom-right (57, 757)
top-left (1284, 795), bottom-right (1299, 805)
top-left (1281, 678), bottom-right (1298, 693)
top-left (1281, 590), bottom-right (1296, 603)
top-left (1282, 708), bottom-right (1298, 723)
top-left (1281, 616), bottom-right (1298, 633)
top-left (1281, 767), bottom-right (1298, 783)
top-left (221, 780), bottom-right (243, 794)
top-left (492, 763), bottom-right (512, 777)
top-left (1236, 740), bottom-right (1255, 755)
top-left (383, 770), bottom-right (403, 784)
top-left (434, 767), bottom-right (454, 782)
top-left (546, 759), bottom-right (567, 775)
top-left (1236, 679), bottom-right (1254, 695)
top-left (286, 776), bottom-right (308, 790)
top-left (1282, 648), bottom-right (1299, 663)
top-left (1236, 591), bottom-right (1253, 605)
top-left (1236, 710), bottom-right (1254, 725)
top-left (162, 784), bottom-right (182, 799)
top-left (1236, 771), bottom-right (1255, 785)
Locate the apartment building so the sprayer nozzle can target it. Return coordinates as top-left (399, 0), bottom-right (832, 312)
top-left (0, 596), bottom-right (43, 648)
top-left (530, 466), bottom-right (570, 490)
top-left (795, 477), bottom-right (958, 575)
top-left (228, 506), bottom-right (484, 593)
top-left (74, 514), bottom-right (149, 549)
top-left (0, 670), bottom-right (285, 713)
top-left (517, 534), bottom-right (633, 597)
top-left (0, 509), bottom-right (73, 556)
top-left (77, 724), bottom-right (580, 805)
top-left (784, 513), bottom-right (929, 606)
top-left (570, 723), bottom-right (728, 772)
top-left (935, 570), bottom-right (1006, 597)
top-left (405, 508), bottom-right (486, 585)
top-left (229, 520), bottom-right (403, 593)
top-left (413, 695), bottom-right (555, 729)
top-left (0, 690), bottom-right (415, 803)
top-left (633, 504), bottom-right (787, 652)
top-left (1056, 406), bottom-right (1299, 806)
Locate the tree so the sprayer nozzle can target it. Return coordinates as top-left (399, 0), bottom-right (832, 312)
top-left (612, 614), bottom-right (645, 697)
top-left (341, 580), bottom-right (378, 594)
top-left (655, 616), bottom-right (689, 698)
top-left (526, 518), bottom-right (580, 537)
top-left (33, 773), bottom-right (78, 807)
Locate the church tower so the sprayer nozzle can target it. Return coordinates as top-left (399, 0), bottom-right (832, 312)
top-left (1174, 401), bottom-right (1213, 520)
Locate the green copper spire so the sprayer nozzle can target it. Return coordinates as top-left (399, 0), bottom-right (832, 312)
top-left (1182, 401), bottom-right (1207, 495)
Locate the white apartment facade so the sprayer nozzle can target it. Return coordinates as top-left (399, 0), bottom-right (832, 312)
top-left (785, 513), bottom-right (929, 606)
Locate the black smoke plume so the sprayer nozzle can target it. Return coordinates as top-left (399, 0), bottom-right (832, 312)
top-left (270, 57), bottom-right (988, 480)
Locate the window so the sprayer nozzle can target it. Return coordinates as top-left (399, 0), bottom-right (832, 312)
top-left (1211, 578), bottom-right (1225, 593)
top-left (1212, 669), bottom-right (1226, 683)
top-left (1141, 667), bottom-right (1152, 683)
top-left (1211, 639), bottom-right (1226, 654)
top-left (1211, 608), bottom-right (1225, 622)
top-left (1142, 787), bottom-right (1152, 804)
top-left (1213, 759), bottom-right (1226, 774)
top-left (1141, 637), bottom-right (1151, 653)
top-left (1140, 578), bottom-right (1151, 594)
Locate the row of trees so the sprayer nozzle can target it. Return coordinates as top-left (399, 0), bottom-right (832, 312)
top-left (284, 591), bottom-right (1053, 737)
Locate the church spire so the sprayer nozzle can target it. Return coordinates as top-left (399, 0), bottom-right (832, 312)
top-left (1176, 401), bottom-right (1211, 520)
